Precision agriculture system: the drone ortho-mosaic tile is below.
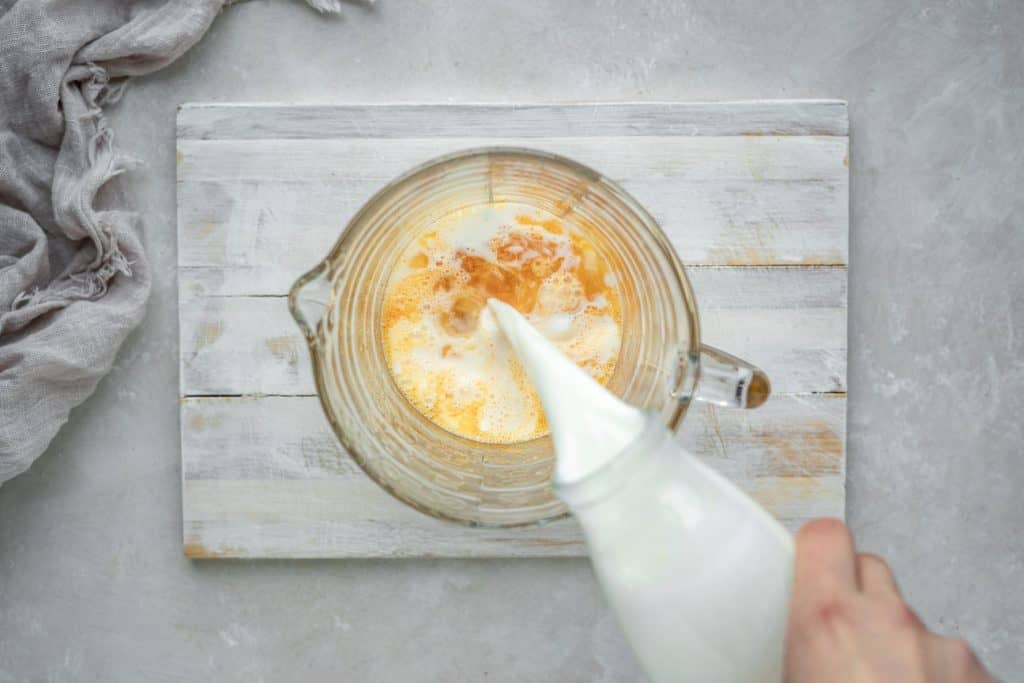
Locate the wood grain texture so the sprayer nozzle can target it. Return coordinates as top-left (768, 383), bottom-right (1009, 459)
top-left (176, 135), bottom-right (848, 278)
top-left (177, 101), bottom-right (849, 140)
top-left (180, 394), bottom-right (844, 558)
top-left (182, 518), bottom-right (585, 559)
top-left (177, 101), bottom-right (849, 558)
top-left (182, 395), bottom-right (844, 483)
top-left (179, 268), bottom-right (846, 396)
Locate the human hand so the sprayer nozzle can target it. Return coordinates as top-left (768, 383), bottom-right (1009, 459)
top-left (783, 519), bottom-right (994, 682)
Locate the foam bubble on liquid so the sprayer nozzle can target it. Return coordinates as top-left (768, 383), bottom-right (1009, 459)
top-left (542, 312), bottom-right (574, 340)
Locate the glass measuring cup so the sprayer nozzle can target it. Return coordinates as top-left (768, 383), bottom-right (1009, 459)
top-left (289, 148), bottom-right (770, 527)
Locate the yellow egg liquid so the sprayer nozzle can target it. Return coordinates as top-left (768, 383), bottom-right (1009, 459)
top-left (381, 203), bottom-right (622, 444)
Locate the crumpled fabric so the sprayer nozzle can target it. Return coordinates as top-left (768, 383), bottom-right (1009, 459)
top-left (0, 0), bottom-right (338, 484)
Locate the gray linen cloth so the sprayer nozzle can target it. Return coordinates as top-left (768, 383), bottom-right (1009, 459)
top-left (0, 0), bottom-right (338, 484)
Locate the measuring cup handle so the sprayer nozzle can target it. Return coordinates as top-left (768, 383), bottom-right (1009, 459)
top-left (694, 345), bottom-right (771, 409)
top-left (288, 262), bottom-right (332, 346)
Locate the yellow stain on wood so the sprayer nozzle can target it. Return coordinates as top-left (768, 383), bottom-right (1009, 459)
top-left (750, 477), bottom-right (829, 517)
top-left (183, 540), bottom-right (243, 559)
top-left (265, 336), bottom-right (298, 367)
top-left (843, 154), bottom-right (849, 167)
top-left (176, 148), bottom-right (183, 164)
top-left (195, 221), bottom-right (218, 237)
top-left (760, 420), bottom-right (843, 477)
top-left (183, 541), bottom-right (212, 557)
top-left (707, 247), bottom-right (845, 266)
top-left (742, 129), bottom-right (840, 137)
top-left (183, 409), bottom-right (223, 430)
top-left (194, 321), bottom-right (223, 349)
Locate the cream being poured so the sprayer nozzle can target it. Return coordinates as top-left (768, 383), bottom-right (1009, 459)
top-left (486, 298), bottom-right (646, 483)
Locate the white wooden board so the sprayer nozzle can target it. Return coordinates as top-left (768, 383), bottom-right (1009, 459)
top-left (177, 102), bottom-right (849, 558)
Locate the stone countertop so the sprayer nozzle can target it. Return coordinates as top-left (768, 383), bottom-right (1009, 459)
top-left (1, 1), bottom-right (1021, 680)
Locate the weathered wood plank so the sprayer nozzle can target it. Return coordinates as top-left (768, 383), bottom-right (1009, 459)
top-left (181, 393), bottom-right (845, 558)
top-left (177, 136), bottom-right (847, 183)
top-left (747, 476), bottom-right (846, 523)
top-left (179, 262), bottom-right (848, 307)
top-left (180, 393), bottom-right (843, 557)
top-left (182, 394), bottom-right (844, 482)
top-left (689, 266), bottom-right (847, 310)
top-left (183, 518), bottom-right (586, 559)
top-left (179, 267), bottom-right (847, 396)
top-left (182, 472), bottom-right (842, 559)
top-left (177, 101), bottom-right (849, 140)
top-left (181, 396), bottom-right (360, 481)
top-left (179, 295), bottom-right (312, 396)
top-left (176, 172), bottom-right (846, 295)
top-left (679, 395), bottom-right (845, 479)
top-left (176, 135), bottom-right (847, 269)
top-left (177, 298), bottom-right (846, 396)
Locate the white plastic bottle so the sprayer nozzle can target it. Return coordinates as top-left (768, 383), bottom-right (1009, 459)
top-left (488, 300), bottom-right (794, 683)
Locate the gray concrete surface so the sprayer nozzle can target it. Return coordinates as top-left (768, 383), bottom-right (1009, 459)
top-left (2, 1), bottom-right (1022, 680)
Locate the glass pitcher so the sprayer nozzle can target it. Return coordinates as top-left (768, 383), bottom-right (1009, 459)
top-left (289, 148), bottom-right (770, 527)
